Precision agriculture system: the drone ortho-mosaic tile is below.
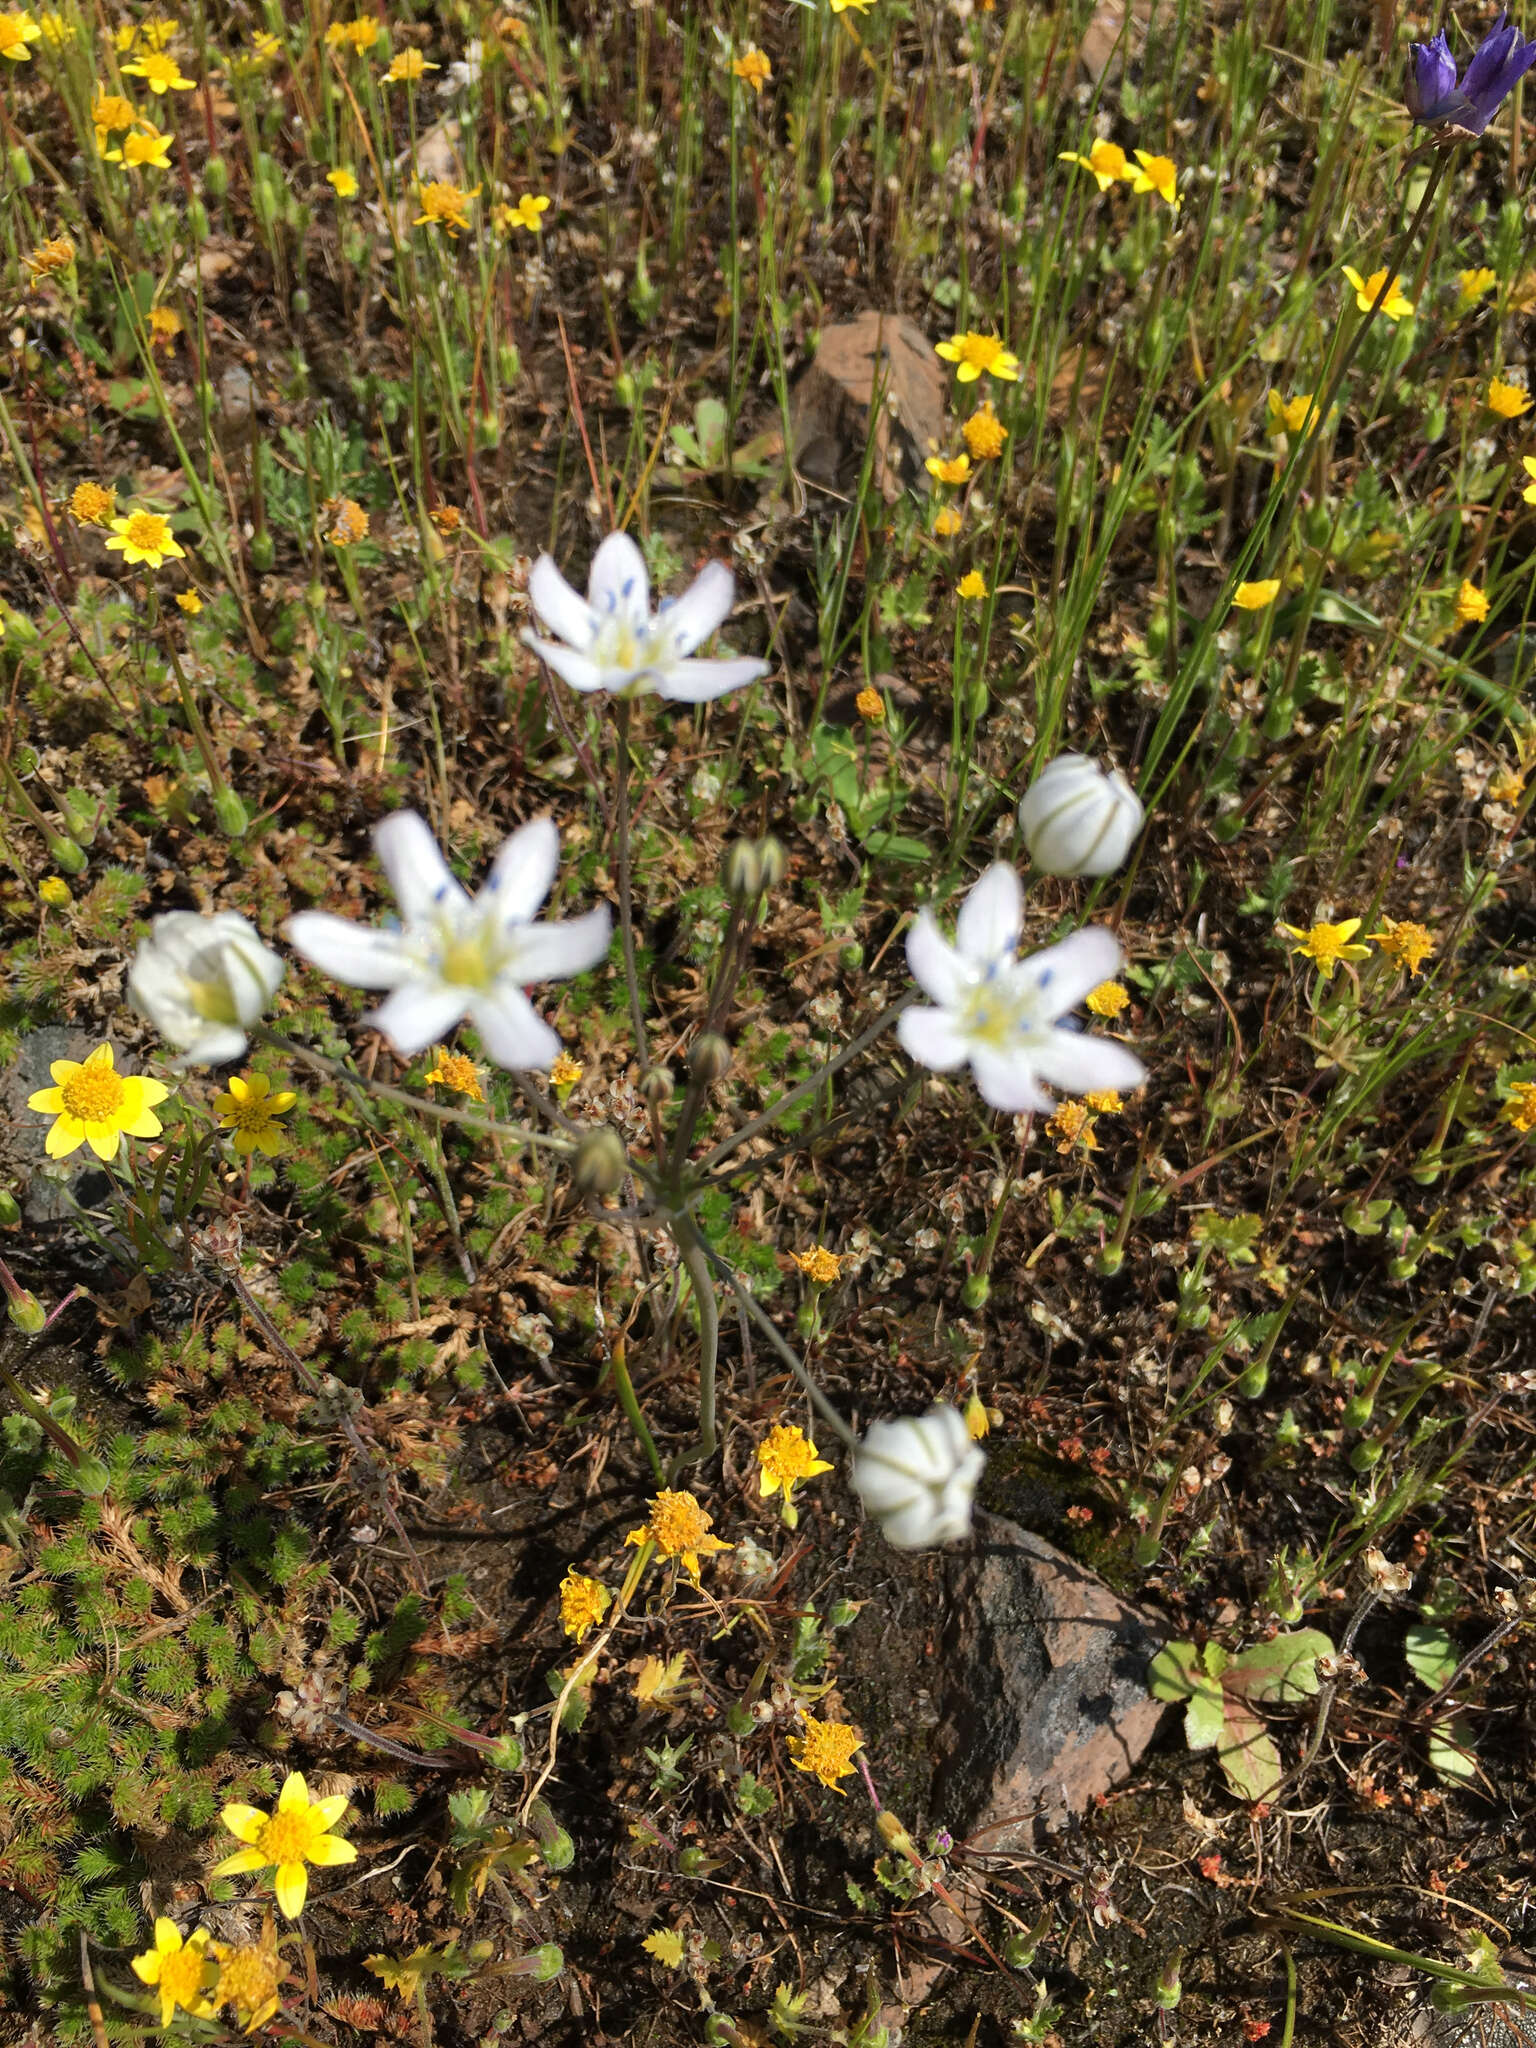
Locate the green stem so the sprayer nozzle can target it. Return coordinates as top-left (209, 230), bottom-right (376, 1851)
top-left (608, 1338), bottom-right (664, 1485)
top-left (704, 1239), bottom-right (856, 1451)
top-left (612, 700), bottom-right (650, 1070)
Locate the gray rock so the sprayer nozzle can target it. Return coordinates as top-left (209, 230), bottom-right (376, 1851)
top-left (931, 1512), bottom-right (1170, 1850)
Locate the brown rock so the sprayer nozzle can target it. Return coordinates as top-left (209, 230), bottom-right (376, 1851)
top-left (789, 312), bottom-right (946, 500)
top-left (932, 1513), bottom-right (1169, 1851)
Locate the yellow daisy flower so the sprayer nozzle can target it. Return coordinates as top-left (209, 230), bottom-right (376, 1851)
top-left (0, 10), bottom-right (43, 60)
top-left (1455, 579), bottom-right (1489, 624)
top-left (28, 1043), bottom-right (169, 1162)
top-left (105, 508), bottom-right (184, 568)
top-left (1487, 376), bottom-right (1532, 419)
top-left (732, 46), bottom-right (771, 91)
top-left (957, 569), bottom-right (988, 599)
top-left (558, 1569), bottom-right (610, 1642)
top-left (414, 178), bottom-right (479, 236)
top-left (1232, 578), bottom-right (1281, 610)
top-left (1281, 917), bottom-right (1371, 980)
top-left (786, 1716), bottom-right (862, 1792)
top-left (1130, 149), bottom-right (1179, 209)
top-left (757, 1424), bottom-right (832, 1525)
top-left (212, 1072), bottom-right (297, 1157)
top-left (384, 48), bottom-right (437, 82)
top-left (327, 166), bottom-right (358, 198)
top-left (924, 452), bottom-right (971, 486)
top-left (1342, 266), bottom-right (1414, 320)
top-left (130, 1920), bottom-right (217, 2028)
top-left (1059, 138), bottom-right (1130, 189)
top-left (212, 1772), bottom-right (357, 1921)
top-left (935, 330), bottom-right (1020, 383)
top-left (121, 47), bottom-right (193, 90)
top-left (624, 1489), bottom-right (731, 1581)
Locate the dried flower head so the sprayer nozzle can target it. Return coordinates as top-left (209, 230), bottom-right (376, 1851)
top-left (624, 1489), bottom-right (731, 1580)
top-left (787, 1716), bottom-right (862, 1791)
top-left (558, 1569), bottom-right (610, 1642)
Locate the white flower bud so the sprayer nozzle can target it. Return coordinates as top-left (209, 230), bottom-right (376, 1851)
top-left (128, 911), bottom-right (285, 1066)
top-left (851, 1405), bottom-right (984, 1550)
top-left (1018, 753), bottom-right (1144, 877)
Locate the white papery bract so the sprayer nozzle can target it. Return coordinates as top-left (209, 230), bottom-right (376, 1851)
top-left (284, 811), bottom-right (611, 1070)
top-left (523, 531), bottom-right (769, 702)
top-left (128, 911), bottom-right (285, 1067)
top-left (1018, 753), bottom-right (1144, 877)
top-left (852, 1406), bottom-right (985, 1550)
top-left (897, 863), bottom-right (1146, 1114)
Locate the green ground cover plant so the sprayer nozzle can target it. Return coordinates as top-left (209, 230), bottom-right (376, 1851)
top-left (2, 0), bottom-right (1536, 2039)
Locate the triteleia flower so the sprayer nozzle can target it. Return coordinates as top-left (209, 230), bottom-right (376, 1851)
top-left (558, 1569), bottom-right (610, 1642)
top-left (758, 1424), bottom-right (833, 1525)
top-left (957, 570), bottom-right (988, 599)
top-left (624, 1489), bottom-right (731, 1579)
top-left (925, 452), bottom-right (971, 486)
top-left (131, 1920), bottom-right (217, 2027)
top-left (787, 1716), bottom-right (862, 1791)
top-left (1488, 376), bottom-right (1532, 418)
top-left (1281, 917), bottom-right (1371, 979)
top-left (213, 1772), bottom-right (356, 1920)
top-left (1233, 578), bottom-right (1281, 610)
top-left (898, 864), bottom-right (1146, 1113)
top-left (28, 1043), bottom-right (169, 1161)
top-left (69, 480), bottom-right (114, 525)
top-left (327, 167), bottom-right (358, 198)
top-left (852, 1405), bottom-right (984, 1549)
top-left (1369, 916), bottom-right (1435, 976)
top-left (0, 10), bottom-right (42, 59)
top-left (1086, 980), bottom-right (1129, 1016)
top-left (414, 178), bottom-right (479, 235)
top-left (285, 811), bottom-right (611, 1068)
top-left (1457, 266), bottom-right (1498, 308)
top-left (129, 910), bottom-right (285, 1066)
top-left (424, 1047), bottom-right (484, 1099)
top-left (1018, 754), bottom-right (1144, 877)
top-left (1131, 149), bottom-right (1179, 208)
top-left (962, 405), bottom-right (1007, 459)
top-left (1059, 138), bottom-right (1130, 189)
top-left (1342, 266), bottom-right (1414, 320)
top-left (1455, 578), bottom-right (1490, 623)
top-left (211, 1921), bottom-right (283, 2033)
top-left (214, 1072), bottom-right (297, 1157)
top-left (524, 530), bottom-right (769, 702)
top-left (106, 508), bottom-right (184, 569)
top-left (1523, 454), bottom-right (1536, 504)
top-left (1407, 12), bottom-right (1536, 135)
top-left (122, 47), bottom-right (193, 90)
top-left (1503, 1080), bottom-right (1536, 1133)
top-left (935, 330), bottom-right (1020, 382)
top-left (384, 48), bottom-right (437, 81)
top-left (732, 45), bottom-right (771, 91)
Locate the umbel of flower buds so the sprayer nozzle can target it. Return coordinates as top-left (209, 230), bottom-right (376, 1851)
top-left (851, 1405), bottom-right (984, 1549)
top-left (1018, 754), bottom-right (1144, 878)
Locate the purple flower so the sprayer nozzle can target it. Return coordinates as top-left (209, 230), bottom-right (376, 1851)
top-left (1407, 12), bottom-right (1536, 135)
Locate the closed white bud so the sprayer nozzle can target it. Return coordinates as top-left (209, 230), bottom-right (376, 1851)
top-left (851, 1405), bottom-right (984, 1550)
top-left (1018, 753), bottom-right (1143, 878)
top-left (129, 911), bottom-right (285, 1066)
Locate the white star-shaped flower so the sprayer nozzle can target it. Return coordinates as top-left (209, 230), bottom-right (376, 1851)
top-left (523, 530), bottom-right (769, 702)
top-left (898, 864), bottom-right (1146, 1112)
top-left (285, 811), bottom-right (610, 1069)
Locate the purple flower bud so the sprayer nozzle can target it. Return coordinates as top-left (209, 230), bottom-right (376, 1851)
top-left (1406, 12), bottom-right (1536, 135)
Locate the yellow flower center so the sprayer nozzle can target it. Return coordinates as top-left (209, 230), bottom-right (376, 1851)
top-left (760, 1426), bottom-right (821, 1486)
top-left (256, 1809), bottom-right (315, 1865)
top-left (436, 924), bottom-right (506, 991)
top-left (1303, 923), bottom-right (1352, 966)
top-left (648, 1490), bottom-right (712, 1557)
top-left (960, 335), bottom-right (1000, 371)
top-left (60, 1065), bottom-right (125, 1123)
top-left (955, 965), bottom-right (1042, 1051)
top-left (158, 1944), bottom-right (209, 2011)
top-left (125, 511), bottom-right (168, 551)
top-left (222, 1095), bottom-right (276, 1134)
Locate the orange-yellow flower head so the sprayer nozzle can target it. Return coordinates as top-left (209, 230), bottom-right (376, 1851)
top-left (786, 1716), bottom-right (862, 1792)
top-left (414, 178), bottom-right (479, 236)
top-left (624, 1489), bottom-right (731, 1580)
top-left (1368, 916), bottom-right (1435, 977)
top-left (732, 45), bottom-right (771, 91)
top-left (130, 1920), bottom-right (217, 2028)
top-left (1059, 138), bottom-right (1130, 189)
top-left (935, 331), bottom-right (1020, 383)
top-left (1342, 266), bottom-right (1414, 320)
top-left (1455, 578), bottom-right (1489, 624)
top-left (1130, 149), bottom-right (1179, 208)
top-left (27, 1043), bottom-right (169, 1162)
top-left (106, 508), bottom-right (184, 568)
top-left (384, 47), bottom-right (437, 82)
top-left (212, 1772), bottom-right (357, 1920)
top-left (1281, 917), bottom-right (1371, 980)
top-left (962, 405), bottom-right (1007, 460)
top-left (1487, 376), bottom-right (1532, 419)
top-left (0, 10), bottom-right (43, 60)
top-left (122, 47), bottom-right (193, 90)
top-left (212, 1072), bottom-right (297, 1157)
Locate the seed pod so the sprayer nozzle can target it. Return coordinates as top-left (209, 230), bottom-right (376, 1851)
top-left (639, 1066), bottom-right (674, 1107)
top-left (573, 1127), bottom-right (627, 1197)
top-left (690, 1034), bottom-right (731, 1083)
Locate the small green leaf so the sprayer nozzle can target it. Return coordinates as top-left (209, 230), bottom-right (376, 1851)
top-left (1224, 1629), bottom-right (1333, 1704)
top-left (1217, 1697), bottom-right (1284, 1803)
top-left (1426, 1717), bottom-right (1478, 1787)
top-left (1405, 1622), bottom-right (1457, 1691)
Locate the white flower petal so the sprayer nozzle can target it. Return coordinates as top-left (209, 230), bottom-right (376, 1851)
top-left (180, 1024), bottom-right (250, 1067)
top-left (904, 911), bottom-right (967, 1007)
top-left (483, 816), bottom-right (560, 925)
top-left (656, 655), bottom-right (770, 703)
top-left (954, 864), bottom-right (1023, 966)
top-left (661, 561), bottom-right (738, 655)
top-left (877, 1494), bottom-right (947, 1549)
top-left (365, 981), bottom-right (470, 1057)
top-left (469, 986), bottom-right (563, 1070)
top-left (1019, 925), bottom-right (1123, 1019)
top-left (587, 531), bottom-right (650, 626)
top-left (971, 1048), bottom-right (1053, 1114)
top-left (1031, 1029), bottom-right (1146, 1097)
top-left (285, 912), bottom-right (414, 990)
top-left (897, 1005), bottom-right (969, 1072)
top-left (510, 904), bottom-right (613, 985)
top-left (373, 811), bottom-right (470, 928)
top-left (522, 634), bottom-right (612, 693)
top-left (527, 554), bottom-right (596, 648)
